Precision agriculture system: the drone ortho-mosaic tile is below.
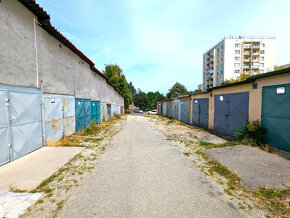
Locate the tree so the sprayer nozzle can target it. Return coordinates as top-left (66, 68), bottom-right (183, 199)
top-left (134, 90), bottom-right (149, 111)
top-left (221, 73), bottom-right (251, 86)
top-left (166, 82), bottom-right (189, 99)
top-left (103, 64), bottom-right (132, 109)
top-left (128, 82), bottom-right (136, 103)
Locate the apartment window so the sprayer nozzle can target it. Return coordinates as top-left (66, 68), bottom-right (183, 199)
top-left (260, 63), bottom-right (264, 68)
top-left (217, 48), bottom-right (219, 52)
top-left (260, 50), bottom-right (265, 54)
top-left (252, 57), bottom-right (257, 60)
top-left (235, 50), bottom-right (240, 54)
top-left (235, 57), bottom-right (240, 61)
top-left (221, 45), bottom-right (223, 50)
top-left (235, 43), bottom-right (241, 48)
top-left (260, 70), bottom-right (264, 73)
top-left (234, 70), bottom-right (240, 74)
top-left (221, 70), bottom-right (223, 74)
top-left (234, 63), bottom-right (240, 67)
top-left (261, 43), bottom-right (265, 48)
top-left (260, 56), bottom-right (264, 61)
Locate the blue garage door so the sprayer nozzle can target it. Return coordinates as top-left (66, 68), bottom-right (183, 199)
top-left (180, 100), bottom-right (190, 124)
top-left (193, 98), bottom-right (209, 129)
top-left (173, 101), bottom-right (179, 120)
top-left (214, 92), bottom-right (249, 136)
top-left (75, 98), bottom-right (91, 132)
top-left (167, 102), bottom-right (172, 118)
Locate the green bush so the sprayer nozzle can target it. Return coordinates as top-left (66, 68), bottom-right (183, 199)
top-left (234, 120), bottom-right (265, 146)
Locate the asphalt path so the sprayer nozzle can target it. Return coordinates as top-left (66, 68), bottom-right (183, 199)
top-left (58, 116), bottom-right (244, 218)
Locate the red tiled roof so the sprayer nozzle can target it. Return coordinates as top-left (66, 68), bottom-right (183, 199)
top-left (18, 0), bottom-right (124, 97)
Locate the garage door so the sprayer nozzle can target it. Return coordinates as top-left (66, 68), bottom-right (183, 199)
top-left (43, 94), bottom-right (75, 145)
top-left (75, 98), bottom-right (91, 132)
top-left (173, 101), bottom-right (180, 120)
top-left (262, 84), bottom-right (290, 152)
top-left (91, 101), bottom-right (101, 125)
top-left (167, 102), bottom-right (172, 118)
top-left (180, 100), bottom-right (190, 124)
top-left (193, 98), bottom-right (209, 129)
top-left (0, 85), bottom-right (43, 166)
top-left (214, 92), bottom-right (249, 136)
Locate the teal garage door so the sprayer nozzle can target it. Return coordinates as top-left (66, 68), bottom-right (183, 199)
top-left (91, 101), bottom-right (101, 125)
top-left (75, 98), bottom-right (91, 132)
top-left (262, 84), bottom-right (290, 152)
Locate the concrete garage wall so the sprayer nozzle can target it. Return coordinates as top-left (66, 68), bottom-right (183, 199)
top-left (0, 0), bottom-right (124, 106)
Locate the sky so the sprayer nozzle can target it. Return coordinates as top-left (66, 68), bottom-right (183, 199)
top-left (37, 0), bottom-right (290, 94)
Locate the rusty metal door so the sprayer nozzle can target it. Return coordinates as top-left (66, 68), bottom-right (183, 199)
top-left (43, 95), bottom-right (75, 145)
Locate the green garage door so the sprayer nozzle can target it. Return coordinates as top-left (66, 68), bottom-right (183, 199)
top-left (262, 83), bottom-right (290, 152)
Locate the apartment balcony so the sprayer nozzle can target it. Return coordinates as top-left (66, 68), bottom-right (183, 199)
top-left (252, 44), bottom-right (260, 49)
top-left (243, 58), bottom-right (250, 62)
top-left (243, 65), bottom-right (250, 69)
top-left (244, 52), bottom-right (251, 56)
top-left (252, 65), bottom-right (259, 69)
top-left (252, 52), bottom-right (260, 56)
top-left (244, 44), bottom-right (252, 49)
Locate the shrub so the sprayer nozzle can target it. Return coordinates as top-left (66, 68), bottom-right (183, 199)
top-left (235, 120), bottom-right (265, 146)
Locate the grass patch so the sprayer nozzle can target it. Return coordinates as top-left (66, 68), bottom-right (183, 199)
top-left (199, 140), bottom-right (240, 149)
top-left (166, 119), bottom-right (173, 125)
top-left (83, 137), bottom-right (104, 143)
top-left (183, 152), bottom-right (191, 156)
top-left (254, 188), bottom-right (290, 216)
top-left (9, 185), bottom-right (27, 193)
top-left (49, 136), bottom-right (82, 147)
top-left (195, 150), bottom-right (209, 160)
top-left (36, 199), bottom-right (44, 204)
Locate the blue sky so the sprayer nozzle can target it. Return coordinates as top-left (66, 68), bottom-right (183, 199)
top-left (37, 0), bottom-right (290, 94)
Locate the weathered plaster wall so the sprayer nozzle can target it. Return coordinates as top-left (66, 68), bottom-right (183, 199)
top-left (0, 0), bottom-right (124, 106)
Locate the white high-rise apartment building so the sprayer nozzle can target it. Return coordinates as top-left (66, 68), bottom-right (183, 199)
top-left (203, 36), bottom-right (275, 90)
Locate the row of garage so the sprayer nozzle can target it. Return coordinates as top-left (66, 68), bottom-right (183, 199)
top-left (0, 84), bottom-right (123, 166)
top-left (157, 69), bottom-right (290, 153)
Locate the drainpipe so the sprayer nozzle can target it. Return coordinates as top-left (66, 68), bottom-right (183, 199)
top-left (33, 19), bottom-right (41, 88)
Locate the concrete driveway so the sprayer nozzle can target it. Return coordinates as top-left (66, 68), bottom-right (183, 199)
top-left (205, 145), bottom-right (290, 189)
top-left (58, 116), bottom-right (244, 218)
top-left (0, 147), bottom-right (84, 191)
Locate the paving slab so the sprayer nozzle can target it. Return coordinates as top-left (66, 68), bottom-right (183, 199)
top-left (0, 192), bottom-right (41, 218)
top-left (0, 147), bottom-right (84, 191)
top-left (205, 145), bottom-right (290, 189)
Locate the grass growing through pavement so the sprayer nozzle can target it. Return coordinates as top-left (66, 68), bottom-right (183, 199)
top-left (199, 140), bottom-right (240, 149)
top-left (254, 188), bottom-right (290, 216)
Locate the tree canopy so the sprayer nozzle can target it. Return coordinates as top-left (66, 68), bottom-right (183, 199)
top-left (128, 82), bottom-right (165, 111)
top-left (221, 73), bottom-right (251, 86)
top-left (166, 82), bottom-right (189, 99)
top-left (103, 64), bottom-right (132, 109)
